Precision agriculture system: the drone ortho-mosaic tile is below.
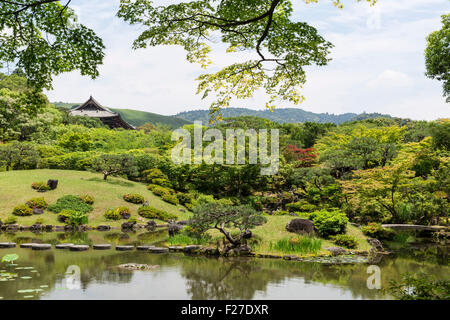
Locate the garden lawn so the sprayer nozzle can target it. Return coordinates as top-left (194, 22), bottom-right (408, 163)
top-left (0, 169), bottom-right (190, 226)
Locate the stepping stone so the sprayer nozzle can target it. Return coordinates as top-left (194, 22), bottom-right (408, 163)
top-left (93, 244), bottom-right (111, 250)
top-left (148, 247), bottom-right (169, 254)
top-left (32, 244), bottom-right (51, 251)
top-left (69, 245), bottom-right (90, 251)
top-left (0, 243), bottom-right (16, 248)
top-left (55, 243), bottom-right (74, 249)
top-left (136, 245), bottom-right (154, 251)
top-left (183, 245), bottom-right (202, 253)
top-left (20, 243), bottom-right (36, 248)
top-left (116, 246), bottom-right (134, 251)
top-left (169, 246), bottom-right (183, 252)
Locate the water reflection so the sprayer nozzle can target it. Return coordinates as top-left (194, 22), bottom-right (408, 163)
top-left (0, 231), bottom-right (448, 300)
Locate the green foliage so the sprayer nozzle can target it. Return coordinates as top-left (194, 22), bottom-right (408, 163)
top-left (1, 254), bottom-right (19, 264)
top-left (425, 14), bottom-right (450, 100)
top-left (79, 194), bottom-right (95, 205)
top-left (25, 197), bottom-right (48, 210)
top-left (387, 273), bottom-right (450, 300)
top-left (92, 153), bottom-right (139, 180)
top-left (66, 211), bottom-right (89, 227)
top-left (116, 206), bottom-right (131, 218)
top-left (58, 132), bottom-right (93, 152)
top-left (332, 234), bottom-right (358, 249)
top-left (34, 217), bottom-right (44, 225)
top-left (0, 2), bottom-right (105, 89)
top-left (272, 210), bottom-right (290, 216)
top-left (361, 223), bottom-right (395, 240)
top-left (189, 203), bottom-right (266, 246)
top-left (269, 236), bottom-right (322, 255)
top-left (4, 216), bottom-right (17, 225)
top-left (123, 193), bottom-right (145, 204)
top-left (57, 210), bottom-right (73, 223)
top-left (0, 142), bottom-right (40, 171)
top-left (47, 195), bottom-right (93, 214)
top-left (162, 193), bottom-right (179, 205)
top-left (309, 209), bottom-right (348, 238)
top-left (31, 181), bottom-right (50, 192)
top-left (12, 204), bottom-right (33, 216)
top-left (168, 232), bottom-right (209, 246)
top-left (104, 208), bottom-right (121, 221)
top-left (286, 201), bottom-right (316, 213)
top-left (138, 206), bottom-right (177, 221)
top-left (430, 120), bottom-right (450, 151)
top-left (117, 0), bottom-right (377, 119)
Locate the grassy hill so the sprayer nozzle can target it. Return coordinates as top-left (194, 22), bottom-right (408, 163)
top-left (0, 170), bottom-right (190, 227)
top-left (52, 102), bottom-right (191, 129)
top-left (176, 108), bottom-right (392, 125)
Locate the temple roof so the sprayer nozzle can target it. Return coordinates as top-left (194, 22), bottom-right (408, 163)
top-left (69, 96), bottom-right (135, 130)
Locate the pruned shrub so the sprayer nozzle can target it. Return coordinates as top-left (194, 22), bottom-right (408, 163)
top-left (138, 206), bottom-right (177, 221)
top-left (31, 182), bottom-right (50, 192)
top-left (123, 193), bottom-right (145, 204)
top-left (105, 208), bottom-right (121, 220)
top-left (26, 197), bottom-right (48, 210)
top-left (67, 211), bottom-right (88, 226)
top-left (361, 223), bottom-right (395, 240)
top-left (48, 195), bottom-right (93, 214)
top-left (4, 216), bottom-right (17, 224)
top-left (332, 234), bottom-right (358, 249)
top-left (12, 205), bottom-right (33, 216)
top-left (286, 201), bottom-right (316, 213)
top-left (79, 194), bottom-right (95, 205)
top-left (162, 193), bottom-right (179, 205)
top-left (117, 206), bottom-right (131, 219)
top-left (57, 210), bottom-right (73, 223)
top-left (151, 185), bottom-right (175, 197)
top-left (176, 192), bottom-right (194, 206)
top-left (308, 209), bottom-right (348, 238)
top-left (273, 210), bottom-right (290, 216)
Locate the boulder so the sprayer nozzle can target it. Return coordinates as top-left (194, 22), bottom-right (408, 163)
top-left (7, 224), bottom-right (19, 231)
top-left (286, 219), bottom-right (315, 235)
top-left (0, 242), bottom-right (16, 248)
top-left (177, 220), bottom-right (189, 225)
top-left (47, 179), bottom-right (58, 190)
top-left (146, 220), bottom-right (157, 229)
top-left (367, 238), bottom-right (384, 252)
top-left (136, 245), bottom-right (154, 251)
top-left (115, 245), bottom-right (134, 251)
top-left (120, 213), bottom-right (131, 220)
top-left (55, 243), bottom-right (74, 249)
top-left (231, 244), bottom-right (252, 256)
top-left (44, 225), bottom-right (54, 231)
top-left (30, 224), bottom-right (43, 231)
top-left (97, 225), bottom-right (111, 231)
top-left (121, 222), bottom-right (135, 230)
top-left (169, 246), bottom-right (184, 252)
top-left (242, 230), bottom-right (252, 239)
top-left (324, 247), bottom-right (346, 256)
top-left (148, 247), bottom-right (169, 254)
top-left (168, 223), bottom-right (183, 236)
top-left (55, 226), bottom-right (65, 232)
top-left (20, 243), bottom-right (36, 248)
top-left (32, 244), bottom-right (52, 251)
top-left (69, 245), bottom-right (90, 251)
top-left (183, 245), bottom-right (202, 254)
top-left (93, 244), bottom-right (111, 250)
top-left (33, 208), bottom-right (44, 215)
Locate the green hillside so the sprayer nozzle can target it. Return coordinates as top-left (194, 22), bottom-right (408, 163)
top-left (52, 102), bottom-right (191, 129)
top-left (176, 108), bottom-right (392, 125)
top-left (0, 169), bottom-right (190, 227)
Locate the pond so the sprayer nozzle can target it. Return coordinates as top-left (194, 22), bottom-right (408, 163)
top-left (0, 230), bottom-right (448, 300)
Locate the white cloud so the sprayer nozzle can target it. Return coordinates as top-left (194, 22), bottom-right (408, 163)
top-left (43, 0), bottom-right (450, 120)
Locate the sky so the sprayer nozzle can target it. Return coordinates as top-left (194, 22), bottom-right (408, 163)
top-left (43, 0), bottom-right (450, 120)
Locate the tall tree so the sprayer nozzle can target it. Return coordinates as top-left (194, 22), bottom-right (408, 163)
top-left (0, 0), bottom-right (104, 89)
top-left (425, 13), bottom-right (450, 102)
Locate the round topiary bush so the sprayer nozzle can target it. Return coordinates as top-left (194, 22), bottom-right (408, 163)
top-left (138, 206), bottom-right (177, 221)
top-left (308, 209), bottom-right (348, 238)
top-left (123, 193), bottom-right (145, 204)
top-left (332, 234), bottom-right (358, 249)
top-left (31, 182), bottom-right (50, 192)
top-left (26, 197), bottom-right (48, 210)
top-left (79, 194), bottom-right (95, 205)
top-left (162, 193), bottom-right (179, 205)
top-left (116, 206), bottom-right (131, 219)
top-left (12, 205), bottom-right (33, 216)
top-left (105, 208), bottom-right (121, 221)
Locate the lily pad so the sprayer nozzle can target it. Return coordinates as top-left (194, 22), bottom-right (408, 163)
top-left (21, 276), bottom-right (32, 280)
top-left (40, 285), bottom-right (48, 288)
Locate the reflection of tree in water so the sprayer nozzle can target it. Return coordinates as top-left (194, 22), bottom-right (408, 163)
top-left (181, 257), bottom-right (287, 300)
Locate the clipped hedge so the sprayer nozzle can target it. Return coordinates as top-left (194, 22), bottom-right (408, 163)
top-left (26, 197), bottom-right (48, 210)
top-left (105, 208), bottom-right (121, 221)
top-left (309, 209), bottom-right (348, 238)
top-left (12, 205), bottom-right (33, 216)
top-left (79, 194), bottom-right (95, 205)
top-left (138, 206), bottom-right (177, 222)
top-left (332, 234), bottom-right (358, 249)
top-left (162, 193), bottom-right (179, 205)
top-left (123, 193), bottom-right (145, 204)
top-left (31, 182), bottom-right (50, 192)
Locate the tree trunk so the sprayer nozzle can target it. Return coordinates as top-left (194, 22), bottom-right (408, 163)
top-left (103, 173), bottom-right (108, 180)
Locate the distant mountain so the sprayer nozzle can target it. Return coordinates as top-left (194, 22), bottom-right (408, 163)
top-left (176, 108), bottom-right (392, 125)
top-left (52, 102), bottom-right (192, 129)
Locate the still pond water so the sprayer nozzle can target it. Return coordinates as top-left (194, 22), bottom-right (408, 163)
top-left (0, 230), bottom-right (448, 300)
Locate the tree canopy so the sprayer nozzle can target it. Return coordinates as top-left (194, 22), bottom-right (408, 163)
top-left (425, 13), bottom-right (450, 101)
